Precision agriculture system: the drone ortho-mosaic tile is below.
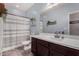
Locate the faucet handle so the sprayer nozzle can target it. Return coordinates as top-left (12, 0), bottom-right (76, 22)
top-left (55, 31), bottom-right (58, 34)
top-left (62, 31), bottom-right (64, 34)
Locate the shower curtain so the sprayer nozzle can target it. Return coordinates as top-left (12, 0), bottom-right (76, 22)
top-left (2, 14), bottom-right (30, 51)
top-left (0, 17), bottom-right (3, 55)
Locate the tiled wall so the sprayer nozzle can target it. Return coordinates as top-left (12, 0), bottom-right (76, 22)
top-left (3, 14), bottom-right (30, 49)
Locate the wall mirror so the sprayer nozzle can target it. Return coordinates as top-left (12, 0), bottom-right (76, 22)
top-left (41, 3), bottom-right (79, 36)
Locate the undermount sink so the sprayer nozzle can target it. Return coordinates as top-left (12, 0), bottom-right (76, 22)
top-left (62, 38), bottom-right (79, 45)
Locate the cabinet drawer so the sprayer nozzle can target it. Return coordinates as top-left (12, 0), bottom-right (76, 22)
top-left (50, 43), bottom-right (67, 55)
top-left (37, 39), bottom-right (49, 47)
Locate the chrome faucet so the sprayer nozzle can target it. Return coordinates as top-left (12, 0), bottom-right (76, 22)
top-left (54, 32), bottom-right (60, 38)
top-left (54, 31), bottom-right (64, 39)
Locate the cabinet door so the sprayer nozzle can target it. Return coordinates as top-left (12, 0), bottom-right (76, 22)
top-left (37, 39), bottom-right (49, 47)
top-left (50, 43), bottom-right (67, 55)
top-left (31, 37), bottom-right (37, 55)
top-left (50, 52), bottom-right (64, 56)
top-left (66, 48), bottom-right (79, 56)
top-left (37, 44), bottom-right (49, 56)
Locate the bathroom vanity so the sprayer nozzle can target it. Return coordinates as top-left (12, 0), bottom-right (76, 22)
top-left (31, 34), bottom-right (79, 56)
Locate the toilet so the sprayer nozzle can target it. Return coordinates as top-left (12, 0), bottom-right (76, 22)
top-left (22, 41), bottom-right (31, 50)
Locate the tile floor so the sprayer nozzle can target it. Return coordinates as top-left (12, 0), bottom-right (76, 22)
top-left (2, 46), bottom-right (33, 56)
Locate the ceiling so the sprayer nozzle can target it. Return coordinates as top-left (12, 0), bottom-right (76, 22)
top-left (4, 3), bottom-right (60, 17)
top-left (5, 3), bottom-right (34, 12)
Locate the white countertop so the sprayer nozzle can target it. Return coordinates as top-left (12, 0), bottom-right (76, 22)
top-left (31, 33), bottom-right (79, 50)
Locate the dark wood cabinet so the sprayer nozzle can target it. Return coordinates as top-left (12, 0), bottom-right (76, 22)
top-left (37, 39), bottom-right (49, 47)
top-left (37, 44), bottom-right (49, 56)
top-left (31, 37), bottom-right (79, 56)
top-left (31, 37), bottom-right (37, 55)
top-left (49, 43), bottom-right (67, 56)
top-left (50, 51), bottom-right (64, 56)
top-left (66, 48), bottom-right (79, 56)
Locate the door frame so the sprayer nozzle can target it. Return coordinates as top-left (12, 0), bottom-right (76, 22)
top-left (68, 10), bottom-right (79, 36)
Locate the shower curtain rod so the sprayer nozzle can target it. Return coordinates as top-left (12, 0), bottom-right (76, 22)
top-left (7, 13), bottom-right (31, 19)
